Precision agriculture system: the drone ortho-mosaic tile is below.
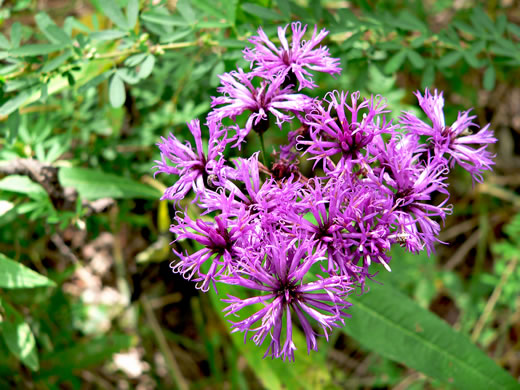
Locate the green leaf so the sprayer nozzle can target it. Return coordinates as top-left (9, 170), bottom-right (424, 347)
top-left (483, 66), bottom-right (496, 91)
top-left (126, 0), bottom-right (139, 29)
top-left (35, 12), bottom-right (72, 45)
top-left (109, 73), bottom-right (125, 108)
top-left (160, 29), bottom-right (192, 43)
top-left (421, 63), bottom-right (435, 89)
top-left (137, 54), bottom-right (155, 79)
top-left (507, 22), bottom-right (520, 38)
top-left (77, 70), bottom-right (112, 94)
top-left (0, 253), bottom-right (55, 288)
top-left (343, 282), bottom-right (519, 390)
top-left (406, 50), bottom-right (425, 69)
top-left (241, 3), bottom-right (282, 21)
top-left (191, 0), bottom-right (227, 20)
top-left (0, 33), bottom-right (10, 49)
top-left (0, 300), bottom-right (39, 371)
top-left (11, 22), bottom-right (22, 48)
top-left (141, 12), bottom-right (189, 27)
top-left (384, 51), bottom-right (406, 74)
top-left (40, 333), bottom-right (136, 374)
top-left (41, 50), bottom-right (72, 73)
top-left (276, 0), bottom-right (291, 16)
top-left (9, 43), bottom-right (67, 57)
top-left (116, 68), bottom-right (140, 84)
top-left (438, 51), bottom-right (462, 68)
top-left (124, 53), bottom-right (147, 67)
top-left (0, 90), bottom-right (32, 116)
top-left (0, 175), bottom-right (46, 195)
top-left (463, 51), bottom-right (481, 68)
top-left (58, 167), bottom-right (162, 200)
top-left (99, 0), bottom-right (129, 30)
top-left (89, 29), bottom-right (128, 41)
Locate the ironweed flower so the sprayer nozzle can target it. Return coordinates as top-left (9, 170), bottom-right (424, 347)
top-left (244, 22), bottom-right (341, 90)
top-left (400, 89), bottom-right (496, 182)
top-left (222, 232), bottom-right (353, 361)
top-left (154, 119), bottom-right (226, 202)
top-left (209, 69), bottom-right (312, 145)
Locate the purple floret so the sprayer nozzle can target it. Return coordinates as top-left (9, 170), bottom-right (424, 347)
top-left (244, 22), bottom-right (341, 90)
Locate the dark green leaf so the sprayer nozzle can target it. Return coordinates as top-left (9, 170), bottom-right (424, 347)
top-left (453, 20), bottom-right (477, 36)
top-left (483, 66), bottom-right (496, 91)
top-left (407, 50), bottom-right (425, 69)
top-left (141, 12), bottom-right (189, 27)
top-left (137, 54), bottom-right (155, 79)
top-left (507, 22), bottom-right (520, 38)
top-left (343, 282), bottom-right (519, 390)
top-left (77, 71), bottom-right (112, 93)
top-left (41, 50), bottom-right (72, 73)
top-left (0, 300), bottom-right (39, 371)
top-left (40, 333), bottom-right (136, 374)
top-left (241, 3), bottom-right (281, 21)
top-left (127, 0), bottom-right (139, 29)
top-left (58, 167), bottom-right (162, 200)
top-left (108, 73), bottom-right (125, 108)
top-left (438, 51), bottom-right (462, 68)
top-left (6, 110), bottom-right (20, 143)
top-left (384, 51), bottom-right (407, 74)
top-left (496, 14), bottom-right (507, 35)
top-left (89, 29), bottom-right (128, 41)
top-left (276, 0), bottom-right (291, 16)
top-left (463, 51), bottom-right (481, 68)
top-left (0, 253), bottom-right (55, 288)
top-left (99, 0), bottom-right (129, 30)
top-left (471, 8), bottom-right (495, 34)
top-left (9, 43), bottom-right (67, 57)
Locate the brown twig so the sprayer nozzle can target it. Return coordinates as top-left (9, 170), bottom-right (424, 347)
top-left (0, 158), bottom-right (115, 214)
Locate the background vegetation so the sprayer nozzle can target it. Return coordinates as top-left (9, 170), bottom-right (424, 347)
top-left (0, 0), bottom-right (519, 388)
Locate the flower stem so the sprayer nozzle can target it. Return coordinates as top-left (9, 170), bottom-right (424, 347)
top-left (259, 131), bottom-right (269, 168)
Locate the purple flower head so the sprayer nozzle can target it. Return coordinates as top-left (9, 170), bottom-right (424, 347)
top-left (222, 232), bottom-right (353, 361)
top-left (400, 89), bottom-right (497, 182)
top-left (371, 135), bottom-right (452, 254)
top-left (209, 69), bottom-right (312, 146)
top-left (300, 91), bottom-right (397, 170)
top-left (243, 22), bottom-right (341, 90)
top-left (170, 210), bottom-right (252, 292)
top-left (154, 119), bottom-right (227, 202)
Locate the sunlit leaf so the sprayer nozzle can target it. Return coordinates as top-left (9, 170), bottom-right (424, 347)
top-left (0, 253), bottom-right (55, 288)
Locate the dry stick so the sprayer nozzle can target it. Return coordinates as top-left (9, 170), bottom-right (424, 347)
top-left (141, 295), bottom-right (189, 390)
top-left (443, 229), bottom-right (481, 271)
top-left (471, 256), bottom-right (519, 343)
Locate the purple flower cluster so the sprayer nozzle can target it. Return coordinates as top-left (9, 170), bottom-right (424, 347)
top-left (154, 23), bottom-right (496, 361)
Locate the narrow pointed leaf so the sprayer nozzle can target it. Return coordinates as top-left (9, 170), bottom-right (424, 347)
top-left (0, 253), bottom-right (56, 288)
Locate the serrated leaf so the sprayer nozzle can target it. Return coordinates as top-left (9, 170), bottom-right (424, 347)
top-left (407, 50), bottom-right (425, 69)
top-left (127, 0), bottom-right (139, 29)
top-left (343, 282), bottom-right (519, 390)
top-left (0, 300), bottom-right (39, 371)
top-left (9, 43), bottom-right (67, 57)
top-left (137, 54), bottom-right (155, 79)
top-left (99, 0), bottom-right (129, 30)
top-left (58, 167), bottom-right (162, 200)
top-left (141, 12), bottom-right (189, 27)
top-left (241, 3), bottom-right (281, 21)
top-left (0, 253), bottom-right (55, 288)
top-left (90, 29), bottom-right (128, 41)
top-left (438, 51), bottom-right (462, 68)
top-left (483, 66), bottom-right (496, 91)
top-left (384, 50), bottom-right (406, 74)
top-left (108, 73), bottom-right (125, 108)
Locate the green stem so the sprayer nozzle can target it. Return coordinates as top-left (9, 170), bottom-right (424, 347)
top-left (258, 131), bottom-right (269, 167)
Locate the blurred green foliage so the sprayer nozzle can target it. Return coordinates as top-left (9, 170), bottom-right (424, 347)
top-left (0, 0), bottom-right (519, 388)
